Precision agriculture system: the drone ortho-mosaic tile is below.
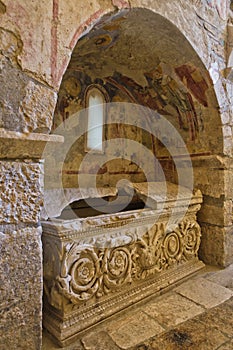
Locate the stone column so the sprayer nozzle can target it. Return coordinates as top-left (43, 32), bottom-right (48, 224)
top-left (0, 130), bottom-right (63, 350)
top-left (193, 155), bottom-right (233, 267)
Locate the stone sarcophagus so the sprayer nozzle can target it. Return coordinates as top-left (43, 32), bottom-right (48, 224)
top-left (42, 182), bottom-right (204, 346)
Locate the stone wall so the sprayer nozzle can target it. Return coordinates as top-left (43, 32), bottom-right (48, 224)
top-left (0, 160), bottom-right (43, 349)
top-left (0, 1), bottom-right (233, 349)
top-left (0, 2), bottom-right (60, 348)
top-left (0, 134), bottom-right (62, 350)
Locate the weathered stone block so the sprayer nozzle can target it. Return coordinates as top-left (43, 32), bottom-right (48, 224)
top-left (0, 58), bottom-right (56, 133)
top-left (0, 129), bottom-right (63, 159)
top-left (193, 166), bottom-right (225, 198)
top-left (143, 292), bottom-right (204, 328)
top-left (175, 277), bottom-right (233, 309)
top-left (0, 27), bottom-right (22, 65)
top-left (224, 168), bottom-right (233, 199)
top-left (222, 125), bottom-right (232, 137)
top-left (198, 197), bottom-right (232, 227)
top-left (0, 161), bottom-right (43, 223)
top-left (0, 225), bottom-right (43, 350)
top-left (199, 224), bottom-right (225, 266)
top-left (199, 224), bottom-right (233, 267)
top-left (223, 137), bottom-right (233, 157)
top-left (225, 226), bottom-right (233, 267)
top-left (107, 311), bottom-right (165, 349)
top-left (220, 111), bottom-right (231, 125)
top-left (81, 331), bottom-right (121, 350)
top-left (18, 80), bottom-right (57, 133)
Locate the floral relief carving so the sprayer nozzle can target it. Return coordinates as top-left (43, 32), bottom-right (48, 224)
top-left (132, 223), bottom-right (165, 279)
top-left (55, 244), bottom-right (102, 304)
top-left (162, 230), bottom-right (184, 266)
top-left (102, 247), bottom-right (132, 294)
top-left (44, 218), bottom-right (202, 308)
top-left (182, 220), bottom-right (201, 258)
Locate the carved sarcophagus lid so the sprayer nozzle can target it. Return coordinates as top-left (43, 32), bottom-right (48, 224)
top-left (42, 182), bottom-right (204, 347)
top-left (125, 181), bottom-right (202, 209)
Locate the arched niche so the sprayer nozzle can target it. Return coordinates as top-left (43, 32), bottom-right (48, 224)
top-left (51, 8), bottom-right (229, 266)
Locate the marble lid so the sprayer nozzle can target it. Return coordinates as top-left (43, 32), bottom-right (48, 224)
top-left (125, 182), bottom-right (202, 209)
top-left (42, 187), bottom-right (117, 219)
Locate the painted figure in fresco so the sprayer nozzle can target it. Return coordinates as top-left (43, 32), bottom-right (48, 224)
top-left (144, 64), bottom-right (199, 141)
top-left (175, 64), bottom-right (208, 107)
top-left (107, 66), bottom-right (201, 141)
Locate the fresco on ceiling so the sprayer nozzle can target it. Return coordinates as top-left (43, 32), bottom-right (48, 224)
top-left (107, 69), bottom-right (201, 141)
top-left (175, 64), bottom-right (209, 107)
top-left (76, 13), bottom-right (126, 55)
top-left (53, 62), bottom-right (210, 188)
top-left (60, 9), bottom-right (210, 142)
top-left (53, 71), bottom-right (91, 128)
top-left (54, 63), bottom-right (208, 142)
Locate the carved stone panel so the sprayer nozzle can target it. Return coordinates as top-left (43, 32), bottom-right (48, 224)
top-left (42, 187), bottom-right (204, 346)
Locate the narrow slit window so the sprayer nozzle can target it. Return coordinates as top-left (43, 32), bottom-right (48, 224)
top-left (86, 87), bottom-right (106, 152)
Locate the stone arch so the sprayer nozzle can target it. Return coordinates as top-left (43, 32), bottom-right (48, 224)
top-left (54, 1), bottom-right (231, 140)
top-left (50, 6), bottom-right (232, 267)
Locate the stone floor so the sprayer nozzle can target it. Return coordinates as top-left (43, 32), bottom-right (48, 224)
top-left (42, 264), bottom-right (233, 350)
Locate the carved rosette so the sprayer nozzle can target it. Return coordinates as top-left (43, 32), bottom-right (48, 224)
top-left (162, 230), bottom-right (183, 266)
top-left (102, 247), bottom-right (132, 294)
top-left (182, 220), bottom-right (201, 258)
top-left (70, 249), bottom-right (100, 300)
top-left (44, 218), bottom-right (202, 309)
top-left (53, 244), bottom-right (102, 305)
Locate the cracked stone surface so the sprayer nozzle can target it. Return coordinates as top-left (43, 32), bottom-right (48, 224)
top-left (142, 292), bottom-right (204, 328)
top-left (0, 161), bottom-right (43, 224)
top-left (42, 266), bottom-right (233, 350)
top-left (131, 298), bottom-right (233, 350)
top-left (204, 264), bottom-right (233, 290)
top-left (106, 311), bottom-right (165, 349)
top-left (82, 331), bottom-right (121, 350)
top-left (175, 277), bottom-right (233, 308)
top-left (0, 226), bottom-right (43, 350)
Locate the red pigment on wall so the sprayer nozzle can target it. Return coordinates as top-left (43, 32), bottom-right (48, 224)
top-left (51, 0), bottom-right (59, 83)
top-left (112, 0), bottom-right (130, 9)
top-left (55, 9), bottom-right (105, 87)
top-left (175, 65), bottom-right (209, 107)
